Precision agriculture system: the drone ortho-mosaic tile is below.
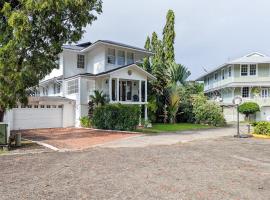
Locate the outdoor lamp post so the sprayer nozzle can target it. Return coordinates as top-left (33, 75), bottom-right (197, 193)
top-left (233, 96), bottom-right (242, 138)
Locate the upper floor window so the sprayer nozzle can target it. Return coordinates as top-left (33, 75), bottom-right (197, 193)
top-left (214, 73), bottom-right (218, 80)
top-left (53, 83), bottom-right (61, 94)
top-left (117, 50), bottom-right (125, 65)
top-left (127, 52), bottom-right (134, 64)
top-left (222, 69), bottom-right (225, 80)
top-left (67, 79), bottom-right (79, 95)
top-left (108, 48), bottom-right (116, 64)
top-left (77, 54), bottom-right (85, 69)
top-left (241, 65), bottom-right (248, 76)
top-left (228, 66), bottom-right (232, 77)
top-left (242, 87), bottom-right (249, 98)
top-left (250, 64), bottom-right (257, 76)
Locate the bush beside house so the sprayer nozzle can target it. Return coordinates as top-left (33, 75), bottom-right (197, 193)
top-left (80, 116), bottom-right (91, 128)
top-left (253, 122), bottom-right (270, 136)
top-left (92, 104), bottom-right (140, 131)
top-left (192, 94), bottom-right (226, 126)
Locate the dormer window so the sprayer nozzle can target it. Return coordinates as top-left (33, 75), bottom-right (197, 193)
top-left (108, 48), bottom-right (116, 64)
top-left (77, 54), bottom-right (85, 68)
top-left (127, 52), bottom-right (134, 64)
top-left (117, 50), bottom-right (125, 65)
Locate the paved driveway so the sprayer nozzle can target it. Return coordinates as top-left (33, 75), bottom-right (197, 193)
top-left (0, 137), bottom-right (269, 200)
top-left (98, 126), bottom-right (245, 148)
top-left (15, 128), bottom-right (138, 150)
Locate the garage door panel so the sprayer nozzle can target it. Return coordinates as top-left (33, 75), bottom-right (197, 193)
top-left (13, 108), bottom-right (63, 130)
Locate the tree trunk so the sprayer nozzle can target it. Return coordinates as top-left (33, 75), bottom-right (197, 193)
top-left (0, 108), bottom-right (5, 122)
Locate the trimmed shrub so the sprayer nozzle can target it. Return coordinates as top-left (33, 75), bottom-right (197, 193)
top-left (80, 116), bottom-right (92, 128)
top-left (254, 122), bottom-right (270, 136)
top-left (238, 102), bottom-right (260, 120)
top-left (92, 104), bottom-right (140, 131)
top-left (192, 94), bottom-right (226, 126)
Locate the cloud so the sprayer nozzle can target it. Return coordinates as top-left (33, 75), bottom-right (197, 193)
top-left (82, 0), bottom-right (270, 79)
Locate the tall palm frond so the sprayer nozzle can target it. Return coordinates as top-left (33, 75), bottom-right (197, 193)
top-left (89, 90), bottom-right (107, 106)
top-left (167, 62), bottom-right (191, 85)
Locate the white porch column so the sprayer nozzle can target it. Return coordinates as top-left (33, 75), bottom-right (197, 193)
top-left (139, 80), bottom-right (142, 102)
top-left (144, 105), bottom-right (148, 121)
top-left (145, 80), bottom-right (147, 102)
top-left (116, 78), bottom-right (120, 102)
top-left (109, 77), bottom-right (112, 102)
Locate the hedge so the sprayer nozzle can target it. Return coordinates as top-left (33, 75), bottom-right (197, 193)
top-left (253, 121), bottom-right (270, 136)
top-left (92, 104), bottom-right (140, 131)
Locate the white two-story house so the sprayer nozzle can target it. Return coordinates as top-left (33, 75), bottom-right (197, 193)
top-left (5, 40), bottom-right (155, 130)
top-left (196, 52), bottom-right (270, 122)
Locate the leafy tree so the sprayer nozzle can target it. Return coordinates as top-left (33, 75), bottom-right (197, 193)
top-left (163, 9), bottom-right (175, 65)
top-left (167, 62), bottom-right (191, 85)
top-left (238, 102), bottom-right (260, 121)
top-left (0, 0), bottom-right (102, 121)
top-left (177, 82), bottom-right (204, 122)
top-left (142, 36), bottom-right (152, 73)
top-left (90, 90), bottom-right (108, 107)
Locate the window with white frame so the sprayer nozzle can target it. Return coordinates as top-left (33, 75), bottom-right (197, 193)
top-left (117, 50), bottom-right (125, 65)
top-left (242, 87), bottom-right (249, 98)
top-left (67, 79), bottom-right (79, 95)
top-left (222, 69), bottom-right (225, 80)
top-left (214, 73), bottom-right (218, 80)
top-left (107, 48), bottom-right (116, 64)
top-left (261, 89), bottom-right (268, 98)
top-left (127, 52), bottom-right (134, 64)
top-left (241, 65), bottom-right (248, 76)
top-left (250, 64), bottom-right (257, 76)
top-left (77, 54), bottom-right (85, 68)
top-left (53, 83), bottom-right (61, 94)
top-left (228, 66), bottom-right (232, 77)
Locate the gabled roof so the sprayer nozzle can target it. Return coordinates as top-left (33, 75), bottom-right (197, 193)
top-left (65, 63), bottom-right (156, 81)
top-left (63, 40), bottom-right (153, 55)
top-left (196, 52), bottom-right (270, 81)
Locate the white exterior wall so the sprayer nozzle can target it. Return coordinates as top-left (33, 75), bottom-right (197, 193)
top-left (63, 51), bottom-right (87, 78)
top-left (86, 46), bottom-right (106, 74)
top-left (42, 53), bottom-right (64, 81)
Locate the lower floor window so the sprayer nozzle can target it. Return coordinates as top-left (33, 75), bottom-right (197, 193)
top-left (242, 87), bottom-right (249, 98)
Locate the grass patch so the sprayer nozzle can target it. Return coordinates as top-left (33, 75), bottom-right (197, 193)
top-left (137, 123), bottom-right (212, 133)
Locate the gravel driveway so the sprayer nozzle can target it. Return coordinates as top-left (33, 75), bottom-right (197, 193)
top-left (0, 137), bottom-right (269, 200)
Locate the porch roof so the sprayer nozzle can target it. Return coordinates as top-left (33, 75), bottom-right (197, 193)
top-left (65, 64), bottom-right (156, 81)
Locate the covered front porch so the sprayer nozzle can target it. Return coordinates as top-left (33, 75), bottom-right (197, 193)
top-left (95, 76), bottom-right (148, 121)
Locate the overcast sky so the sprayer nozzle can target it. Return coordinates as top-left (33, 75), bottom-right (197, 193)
top-left (80, 0), bottom-right (270, 79)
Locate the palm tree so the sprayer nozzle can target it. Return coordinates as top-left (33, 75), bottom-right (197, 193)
top-left (167, 62), bottom-right (191, 85)
top-left (164, 84), bottom-right (181, 124)
top-left (89, 90), bottom-right (107, 107)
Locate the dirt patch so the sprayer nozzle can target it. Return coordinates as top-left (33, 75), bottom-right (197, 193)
top-left (13, 128), bottom-right (139, 150)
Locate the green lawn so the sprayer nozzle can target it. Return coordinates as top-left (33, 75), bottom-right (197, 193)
top-left (138, 123), bottom-right (211, 133)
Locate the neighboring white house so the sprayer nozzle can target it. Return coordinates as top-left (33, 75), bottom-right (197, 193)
top-left (196, 52), bottom-right (270, 122)
top-left (5, 40), bottom-right (155, 130)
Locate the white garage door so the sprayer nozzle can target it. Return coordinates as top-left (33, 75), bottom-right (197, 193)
top-left (13, 106), bottom-right (63, 130)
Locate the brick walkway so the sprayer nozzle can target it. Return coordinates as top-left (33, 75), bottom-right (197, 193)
top-left (13, 128), bottom-right (138, 150)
